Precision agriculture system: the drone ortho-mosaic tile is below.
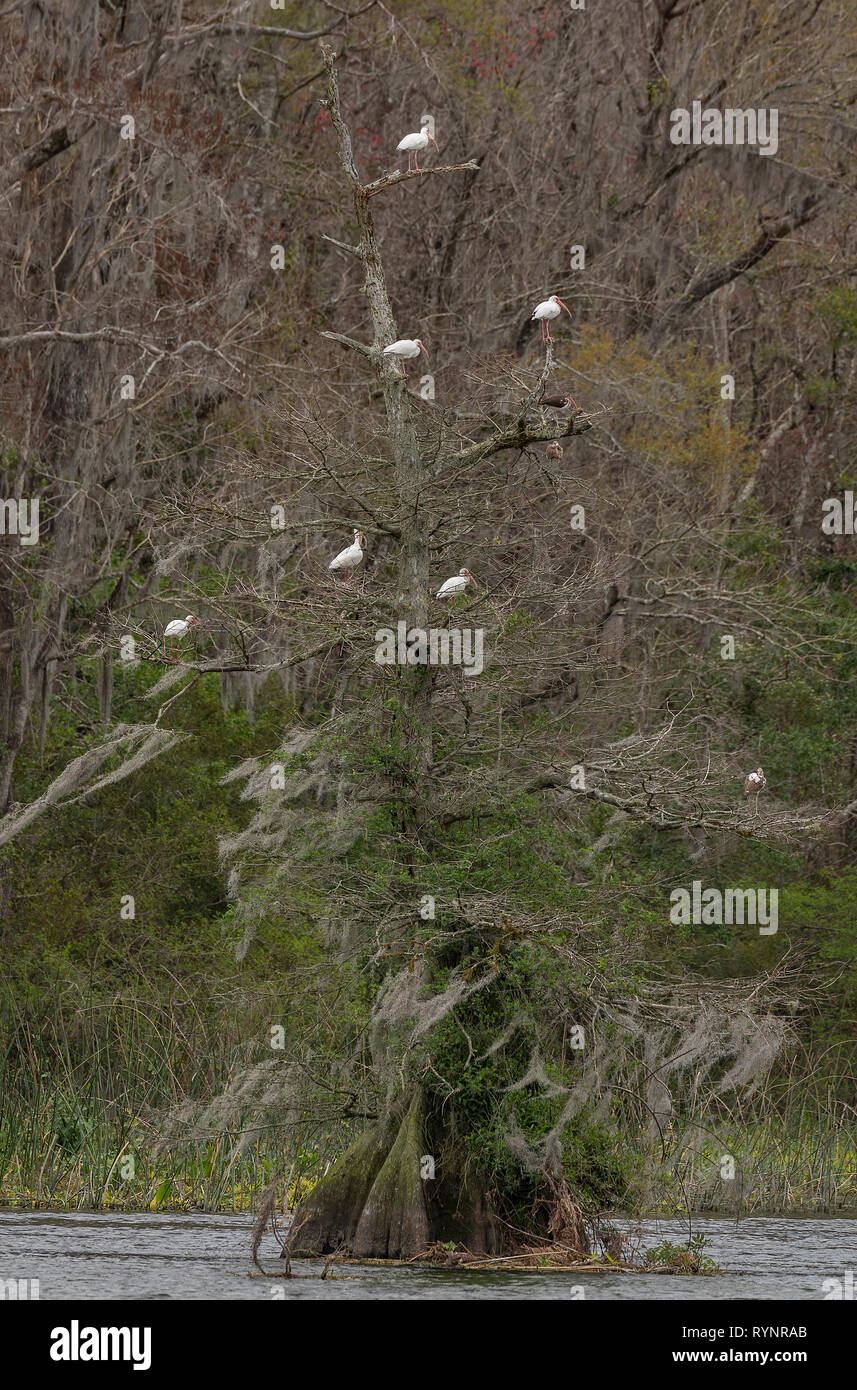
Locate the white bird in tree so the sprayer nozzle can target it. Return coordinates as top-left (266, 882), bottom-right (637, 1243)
top-left (328, 529), bottom-right (365, 585)
top-left (531, 294), bottom-right (572, 343)
top-left (382, 339), bottom-right (428, 378)
top-left (396, 123), bottom-right (439, 172)
top-left (744, 766), bottom-right (767, 814)
top-left (435, 567), bottom-right (478, 599)
top-left (163, 614), bottom-right (198, 657)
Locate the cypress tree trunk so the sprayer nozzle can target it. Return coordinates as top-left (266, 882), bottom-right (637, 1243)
top-left (321, 48), bottom-right (433, 775)
top-left (296, 1091), bottom-right (499, 1258)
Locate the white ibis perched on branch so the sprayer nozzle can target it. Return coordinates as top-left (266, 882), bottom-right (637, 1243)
top-left (328, 529), bottom-right (364, 585)
top-left (382, 339), bottom-right (428, 378)
top-left (436, 568), bottom-right (478, 599)
top-left (744, 766), bottom-right (766, 814)
top-left (396, 123), bottom-right (439, 172)
top-left (164, 614), bottom-right (198, 656)
top-left (532, 294), bottom-right (572, 343)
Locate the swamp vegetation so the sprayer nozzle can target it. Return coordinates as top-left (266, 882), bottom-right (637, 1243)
top-left (1, 1), bottom-right (857, 1269)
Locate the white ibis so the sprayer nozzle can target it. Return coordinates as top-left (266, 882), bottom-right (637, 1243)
top-left (328, 529), bottom-right (365, 585)
top-left (546, 440), bottom-right (564, 461)
top-left (396, 124), bottom-right (439, 172)
top-left (164, 614), bottom-right (198, 657)
top-left (435, 567), bottom-right (478, 599)
top-left (744, 766), bottom-right (766, 814)
top-left (532, 294), bottom-right (572, 343)
top-left (382, 339), bottom-right (428, 378)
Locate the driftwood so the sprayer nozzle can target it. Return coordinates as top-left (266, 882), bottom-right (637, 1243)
top-left (293, 1254), bottom-right (634, 1274)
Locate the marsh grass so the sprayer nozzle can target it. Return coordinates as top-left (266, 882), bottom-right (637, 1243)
top-left (641, 1047), bottom-right (857, 1214)
top-left (3, 983), bottom-right (855, 1216)
top-left (0, 979), bottom-right (319, 1211)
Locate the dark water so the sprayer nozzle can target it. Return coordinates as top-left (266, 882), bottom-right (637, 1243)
top-left (0, 1210), bottom-right (854, 1300)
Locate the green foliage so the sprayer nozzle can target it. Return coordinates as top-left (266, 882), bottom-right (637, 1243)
top-left (644, 1234), bottom-right (720, 1275)
top-left (817, 286), bottom-right (857, 345)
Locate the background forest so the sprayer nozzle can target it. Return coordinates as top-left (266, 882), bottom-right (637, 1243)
top-left (1, 0), bottom-right (856, 1247)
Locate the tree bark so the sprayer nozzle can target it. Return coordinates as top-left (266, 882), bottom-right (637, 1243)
top-left (295, 1089), bottom-right (500, 1258)
top-left (322, 45), bottom-right (433, 773)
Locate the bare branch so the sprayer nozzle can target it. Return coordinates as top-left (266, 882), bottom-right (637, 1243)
top-left (2, 120), bottom-right (94, 195)
top-left (124, 5), bottom-right (379, 49)
top-left (525, 771), bottom-right (832, 843)
top-left (363, 161), bottom-right (480, 198)
top-left (319, 330), bottom-right (375, 359)
top-left (671, 191), bottom-right (826, 314)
